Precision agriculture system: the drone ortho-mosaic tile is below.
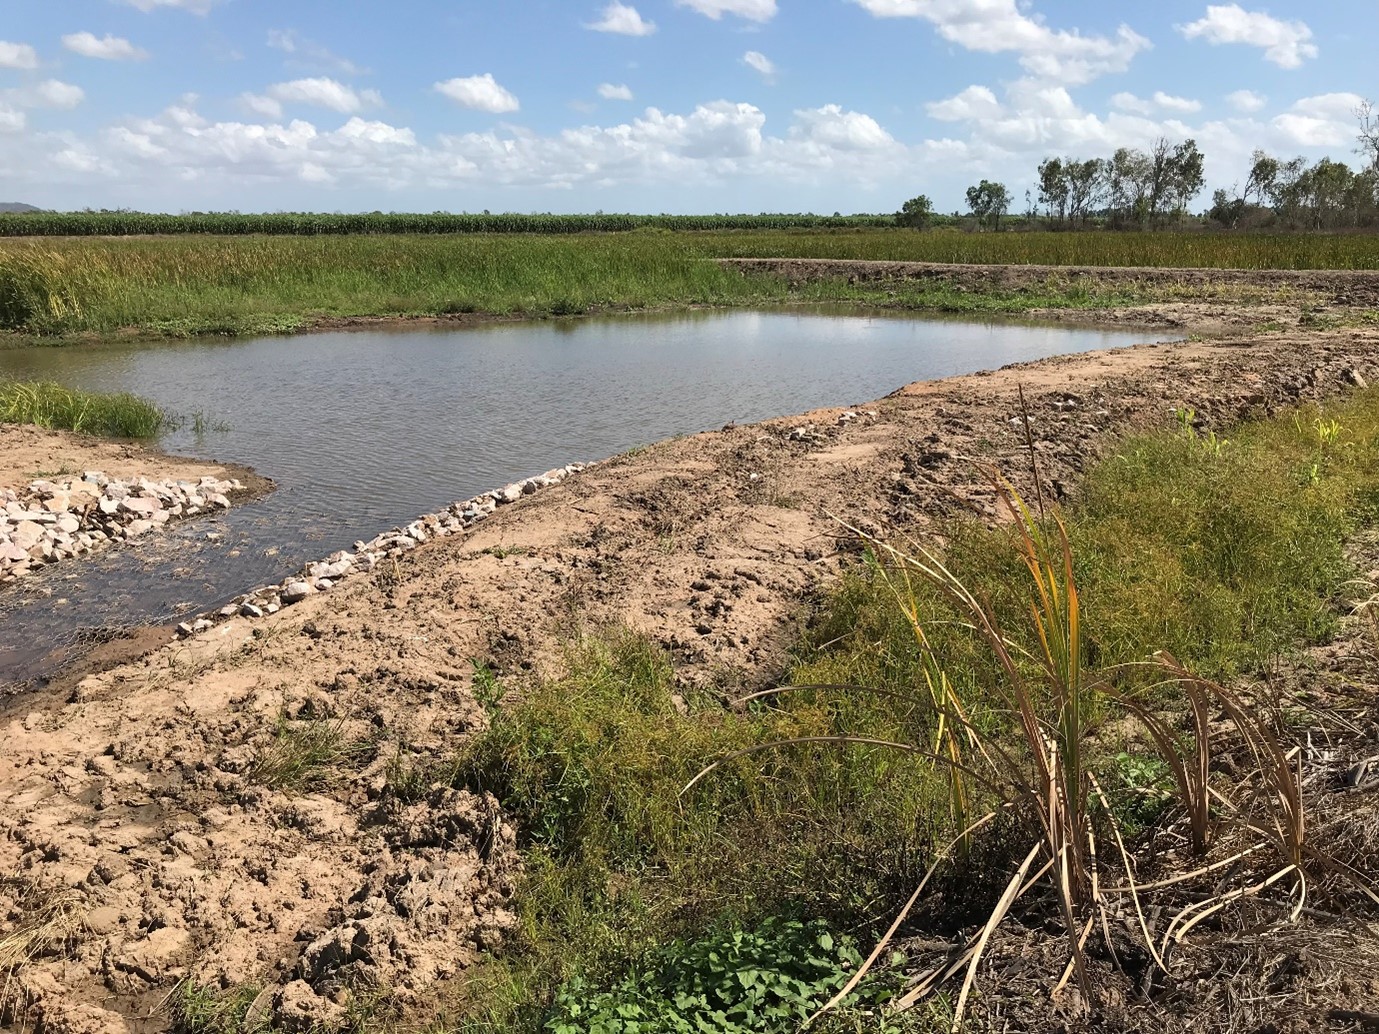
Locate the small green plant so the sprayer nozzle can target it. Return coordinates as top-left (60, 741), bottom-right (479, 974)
top-left (1174, 406), bottom-right (1196, 437)
top-left (544, 918), bottom-right (894, 1034)
top-left (483, 544), bottom-right (530, 560)
top-left (1316, 416), bottom-right (1343, 446)
top-left (1102, 750), bottom-right (1174, 833)
top-left (472, 660), bottom-right (506, 713)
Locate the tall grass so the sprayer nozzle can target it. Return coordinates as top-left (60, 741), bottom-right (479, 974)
top-left (0, 235), bottom-right (782, 336)
top-left (2, 229), bottom-right (1375, 338)
top-left (2, 213), bottom-right (1377, 271)
top-left (0, 380), bottom-right (165, 438)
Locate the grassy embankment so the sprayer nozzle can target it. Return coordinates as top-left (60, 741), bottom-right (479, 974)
top-left (3, 230), bottom-right (1376, 342)
top-left (0, 380), bottom-right (165, 438)
top-left (171, 390), bottom-right (1379, 1033)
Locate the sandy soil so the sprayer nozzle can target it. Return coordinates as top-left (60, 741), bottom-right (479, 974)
top-left (0, 424), bottom-right (261, 494)
top-left (3, 297), bottom-right (1379, 1031)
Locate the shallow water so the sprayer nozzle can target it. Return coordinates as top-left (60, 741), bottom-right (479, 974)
top-left (0, 309), bottom-right (1165, 686)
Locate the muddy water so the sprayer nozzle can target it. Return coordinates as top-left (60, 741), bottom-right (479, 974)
top-left (0, 309), bottom-right (1164, 687)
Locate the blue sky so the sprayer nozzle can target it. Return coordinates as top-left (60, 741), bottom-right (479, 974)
top-left (0, 0), bottom-right (1372, 213)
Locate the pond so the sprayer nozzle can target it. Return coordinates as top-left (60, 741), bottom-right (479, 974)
top-left (0, 308), bottom-right (1166, 687)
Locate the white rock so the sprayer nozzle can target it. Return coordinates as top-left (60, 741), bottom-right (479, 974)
top-left (13, 521), bottom-right (45, 551)
top-left (120, 496), bottom-right (162, 516)
top-left (281, 581), bottom-right (315, 604)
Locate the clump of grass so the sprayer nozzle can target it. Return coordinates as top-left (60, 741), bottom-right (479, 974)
top-left (173, 980), bottom-right (267, 1034)
top-left (0, 379), bottom-right (166, 438)
top-left (759, 487), bottom-right (1353, 1029)
top-left (246, 715), bottom-right (373, 790)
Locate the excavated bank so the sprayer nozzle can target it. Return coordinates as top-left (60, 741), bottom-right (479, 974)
top-left (3, 317), bottom-right (1379, 1032)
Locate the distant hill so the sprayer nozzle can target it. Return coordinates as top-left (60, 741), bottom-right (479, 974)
top-left (0, 203), bottom-right (40, 214)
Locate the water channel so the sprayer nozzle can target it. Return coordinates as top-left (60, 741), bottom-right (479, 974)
top-left (0, 308), bottom-right (1166, 687)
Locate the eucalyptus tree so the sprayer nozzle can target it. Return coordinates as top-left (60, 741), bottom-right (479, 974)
top-left (965, 180), bottom-right (1012, 230)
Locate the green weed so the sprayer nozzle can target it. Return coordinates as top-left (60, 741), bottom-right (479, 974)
top-left (545, 918), bottom-right (899, 1034)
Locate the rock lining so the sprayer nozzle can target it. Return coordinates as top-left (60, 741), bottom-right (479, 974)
top-left (1, 473), bottom-right (244, 586)
top-left (176, 464), bottom-right (589, 637)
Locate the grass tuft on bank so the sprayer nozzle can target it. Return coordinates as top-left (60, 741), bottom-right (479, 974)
top-left (442, 387), bottom-right (1379, 1032)
top-left (0, 379), bottom-right (166, 438)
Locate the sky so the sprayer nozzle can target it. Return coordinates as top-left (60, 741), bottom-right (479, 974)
top-left (0, 0), bottom-right (1372, 214)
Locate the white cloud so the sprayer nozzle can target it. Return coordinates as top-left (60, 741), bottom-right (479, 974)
top-left (119, 0), bottom-right (218, 12)
top-left (598, 83), bottom-right (634, 101)
top-left (0, 107), bottom-right (25, 133)
top-left (263, 78), bottom-right (383, 114)
top-left (435, 74), bottom-right (520, 114)
top-left (0, 41), bottom-right (39, 70)
top-left (1153, 92), bottom-right (1202, 114)
top-left (1, 96), bottom-right (926, 201)
top-left (927, 85), bottom-right (1002, 121)
top-left (585, 2), bottom-right (657, 36)
top-left (742, 51), bottom-right (776, 80)
top-left (1226, 89), bottom-right (1266, 113)
top-left (849, 0), bottom-right (1150, 84)
top-left (62, 32), bottom-right (150, 61)
top-left (790, 104), bottom-right (896, 151)
top-left (1112, 91), bottom-right (1202, 115)
top-left (266, 29), bottom-right (365, 77)
top-left (1272, 92), bottom-right (1366, 147)
top-left (676, 0), bottom-right (777, 21)
top-left (240, 93), bottom-right (284, 119)
top-left (1124, 92), bottom-right (1198, 115)
top-left (1177, 5), bottom-right (1316, 68)
top-left (1110, 92), bottom-right (1152, 115)
top-left (2, 80), bottom-right (86, 113)
top-left (23, 81), bottom-right (86, 110)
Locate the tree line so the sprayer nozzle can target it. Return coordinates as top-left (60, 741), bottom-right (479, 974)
top-left (898, 101), bottom-right (1379, 232)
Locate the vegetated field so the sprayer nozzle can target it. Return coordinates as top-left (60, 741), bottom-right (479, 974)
top-left (0, 211), bottom-right (895, 236)
top-left (0, 234), bottom-right (787, 338)
top-left (2, 229), bottom-right (1377, 340)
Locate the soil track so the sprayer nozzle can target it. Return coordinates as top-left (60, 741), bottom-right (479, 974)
top-left (4, 304), bottom-right (1379, 1030)
top-left (720, 257), bottom-right (1379, 307)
